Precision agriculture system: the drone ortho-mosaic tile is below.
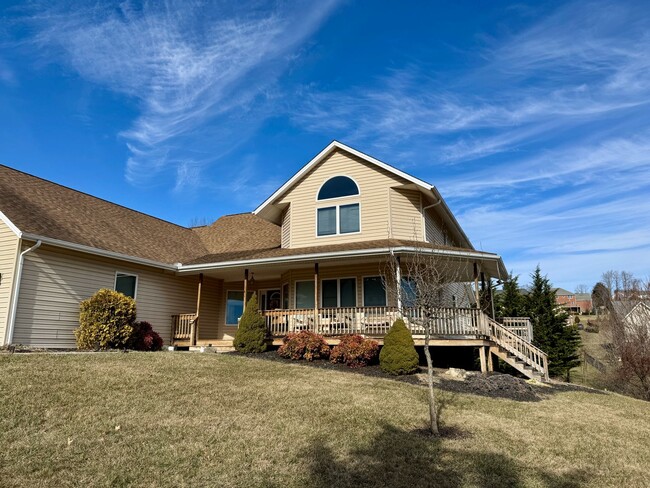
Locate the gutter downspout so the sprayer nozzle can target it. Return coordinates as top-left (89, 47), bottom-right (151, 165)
top-left (5, 240), bottom-right (42, 345)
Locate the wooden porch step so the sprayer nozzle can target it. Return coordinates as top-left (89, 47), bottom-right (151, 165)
top-left (490, 346), bottom-right (543, 381)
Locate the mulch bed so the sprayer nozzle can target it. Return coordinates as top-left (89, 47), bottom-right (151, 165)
top-left (230, 350), bottom-right (552, 402)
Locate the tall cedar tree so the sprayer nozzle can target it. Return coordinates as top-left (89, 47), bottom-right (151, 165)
top-left (495, 272), bottom-right (526, 318)
top-left (233, 294), bottom-right (270, 353)
top-left (525, 266), bottom-right (581, 380)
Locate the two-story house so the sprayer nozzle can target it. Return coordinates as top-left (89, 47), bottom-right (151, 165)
top-left (0, 141), bottom-right (548, 379)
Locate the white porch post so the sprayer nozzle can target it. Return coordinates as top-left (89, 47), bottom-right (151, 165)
top-left (395, 255), bottom-right (402, 312)
top-left (314, 263), bottom-right (319, 332)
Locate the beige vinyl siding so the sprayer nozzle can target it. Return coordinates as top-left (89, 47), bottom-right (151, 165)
top-left (281, 207), bottom-right (291, 248)
top-left (197, 277), bottom-right (222, 341)
top-left (390, 188), bottom-right (424, 241)
top-left (424, 207), bottom-right (446, 245)
top-left (0, 219), bottom-right (20, 344)
top-left (13, 244), bottom-right (198, 348)
top-left (277, 149), bottom-right (422, 248)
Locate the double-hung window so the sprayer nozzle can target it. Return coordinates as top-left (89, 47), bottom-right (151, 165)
top-left (316, 176), bottom-right (360, 237)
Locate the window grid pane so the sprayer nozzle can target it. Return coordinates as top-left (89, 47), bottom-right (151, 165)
top-left (340, 278), bottom-right (357, 307)
top-left (363, 277), bottom-right (386, 306)
top-left (322, 280), bottom-right (338, 307)
top-left (339, 204), bottom-right (360, 234)
top-left (317, 207), bottom-right (337, 236)
top-left (296, 281), bottom-right (315, 308)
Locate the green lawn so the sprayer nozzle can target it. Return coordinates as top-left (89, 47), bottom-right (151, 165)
top-left (1, 352), bottom-right (649, 488)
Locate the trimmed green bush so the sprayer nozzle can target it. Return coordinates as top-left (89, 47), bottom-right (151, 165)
top-left (379, 318), bottom-right (420, 375)
top-left (330, 334), bottom-right (379, 368)
top-left (75, 288), bottom-right (137, 350)
top-left (233, 295), bottom-right (270, 353)
top-left (278, 331), bottom-right (330, 361)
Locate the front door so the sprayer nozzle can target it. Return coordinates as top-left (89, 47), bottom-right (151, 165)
top-left (260, 289), bottom-right (282, 311)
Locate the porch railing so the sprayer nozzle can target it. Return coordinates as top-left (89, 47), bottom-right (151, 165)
top-left (263, 306), bottom-right (487, 338)
top-left (499, 317), bottom-right (533, 343)
top-left (171, 313), bottom-right (197, 345)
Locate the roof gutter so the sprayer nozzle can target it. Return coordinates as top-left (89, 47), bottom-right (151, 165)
top-left (20, 234), bottom-right (178, 271)
top-left (5, 239), bottom-right (41, 346)
top-left (178, 246), bottom-right (504, 273)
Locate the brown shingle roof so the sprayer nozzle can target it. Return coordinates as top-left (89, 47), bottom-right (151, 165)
top-left (0, 164), bottom-right (285, 265)
top-left (0, 165), bottom-right (209, 264)
top-left (192, 213), bottom-right (280, 254)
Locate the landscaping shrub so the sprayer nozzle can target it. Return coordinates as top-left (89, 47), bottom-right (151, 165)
top-left (129, 321), bottom-right (163, 351)
top-left (233, 294), bottom-right (270, 353)
top-left (379, 319), bottom-right (420, 375)
top-left (75, 288), bottom-right (136, 350)
top-left (278, 331), bottom-right (330, 361)
top-left (330, 334), bottom-right (379, 368)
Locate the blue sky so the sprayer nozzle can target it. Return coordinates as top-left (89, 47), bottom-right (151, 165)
top-left (1, 0), bottom-right (649, 291)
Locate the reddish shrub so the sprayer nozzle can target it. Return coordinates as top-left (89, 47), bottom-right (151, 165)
top-left (278, 331), bottom-right (330, 361)
top-left (330, 335), bottom-right (379, 368)
top-left (129, 321), bottom-right (164, 351)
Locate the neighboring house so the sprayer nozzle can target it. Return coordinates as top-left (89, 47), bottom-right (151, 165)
top-left (555, 288), bottom-right (592, 314)
top-left (613, 301), bottom-right (650, 333)
top-left (0, 141), bottom-right (548, 379)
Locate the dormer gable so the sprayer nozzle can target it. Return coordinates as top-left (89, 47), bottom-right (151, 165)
top-left (254, 141), bottom-right (472, 250)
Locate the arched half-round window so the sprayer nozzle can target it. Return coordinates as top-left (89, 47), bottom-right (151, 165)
top-left (317, 176), bottom-right (359, 200)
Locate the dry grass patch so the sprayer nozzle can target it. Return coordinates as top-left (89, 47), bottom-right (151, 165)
top-left (0, 352), bottom-right (649, 487)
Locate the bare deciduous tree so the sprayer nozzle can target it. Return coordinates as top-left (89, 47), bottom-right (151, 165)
top-left (382, 248), bottom-right (472, 435)
top-left (596, 274), bottom-right (650, 400)
top-left (574, 284), bottom-right (589, 294)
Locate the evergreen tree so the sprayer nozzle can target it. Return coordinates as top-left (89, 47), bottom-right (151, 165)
top-left (495, 272), bottom-right (525, 318)
top-left (233, 295), bottom-right (270, 353)
top-left (525, 266), bottom-right (581, 380)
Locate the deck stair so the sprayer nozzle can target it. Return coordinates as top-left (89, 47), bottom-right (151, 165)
top-left (484, 316), bottom-right (549, 381)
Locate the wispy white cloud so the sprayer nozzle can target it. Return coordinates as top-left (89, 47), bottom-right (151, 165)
top-left (0, 57), bottom-right (16, 85)
top-left (290, 0), bottom-right (650, 289)
top-left (20, 0), bottom-right (340, 188)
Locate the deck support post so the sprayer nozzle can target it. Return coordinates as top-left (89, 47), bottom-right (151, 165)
top-left (191, 273), bottom-right (203, 346)
top-left (243, 269), bottom-right (249, 315)
top-left (479, 346), bottom-right (487, 374)
top-left (314, 263), bottom-right (319, 333)
top-left (487, 347), bottom-right (494, 372)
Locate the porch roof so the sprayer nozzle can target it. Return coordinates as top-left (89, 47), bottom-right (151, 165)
top-left (179, 238), bottom-right (507, 279)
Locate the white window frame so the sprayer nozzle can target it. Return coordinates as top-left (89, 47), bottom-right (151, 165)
top-left (320, 277), bottom-right (357, 308)
top-left (361, 275), bottom-right (387, 307)
top-left (114, 271), bottom-right (138, 300)
top-left (315, 202), bottom-right (362, 238)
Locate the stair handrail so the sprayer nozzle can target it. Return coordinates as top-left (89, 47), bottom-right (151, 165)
top-left (485, 316), bottom-right (549, 380)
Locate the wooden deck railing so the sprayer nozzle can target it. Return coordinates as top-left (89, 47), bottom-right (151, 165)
top-left (264, 306), bottom-right (487, 338)
top-left (171, 313), bottom-right (197, 345)
top-left (499, 317), bottom-right (533, 343)
top-left (487, 317), bottom-right (548, 380)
